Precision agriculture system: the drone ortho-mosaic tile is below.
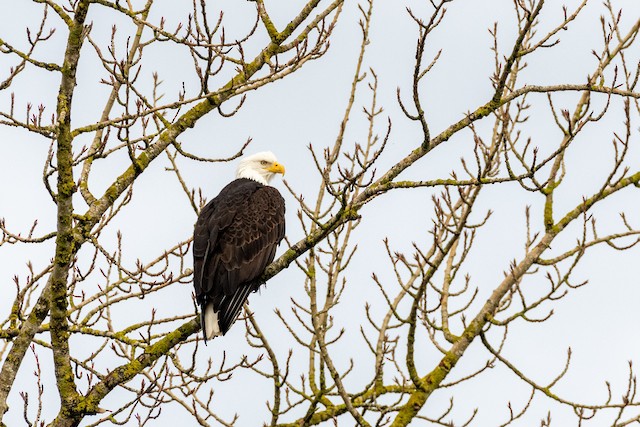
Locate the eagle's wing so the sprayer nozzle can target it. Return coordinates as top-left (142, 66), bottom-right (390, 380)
top-left (214, 186), bottom-right (285, 333)
top-left (217, 186), bottom-right (285, 291)
top-left (192, 183), bottom-right (243, 304)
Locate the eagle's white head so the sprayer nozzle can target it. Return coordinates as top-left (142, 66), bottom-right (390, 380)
top-left (236, 151), bottom-right (285, 185)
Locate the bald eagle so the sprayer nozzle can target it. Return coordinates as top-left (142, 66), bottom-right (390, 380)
top-left (193, 152), bottom-right (286, 340)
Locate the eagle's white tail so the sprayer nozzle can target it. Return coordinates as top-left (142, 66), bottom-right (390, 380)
top-left (204, 302), bottom-right (222, 339)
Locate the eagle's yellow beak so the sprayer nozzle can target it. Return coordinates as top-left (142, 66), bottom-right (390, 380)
top-left (268, 162), bottom-right (285, 176)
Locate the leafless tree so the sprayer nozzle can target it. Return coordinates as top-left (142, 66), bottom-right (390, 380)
top-left (1, 0), bottom-right (639, 426)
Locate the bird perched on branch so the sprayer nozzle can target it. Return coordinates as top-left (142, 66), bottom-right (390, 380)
top-left (193, 152), bottom-right (286, 340)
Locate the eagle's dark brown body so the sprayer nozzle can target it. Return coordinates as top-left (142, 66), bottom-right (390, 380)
top-left (193, 178), bottom-right (285, 339)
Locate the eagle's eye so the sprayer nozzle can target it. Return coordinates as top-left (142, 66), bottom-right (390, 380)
top-left (260, 160), bottom-right (268, 166)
